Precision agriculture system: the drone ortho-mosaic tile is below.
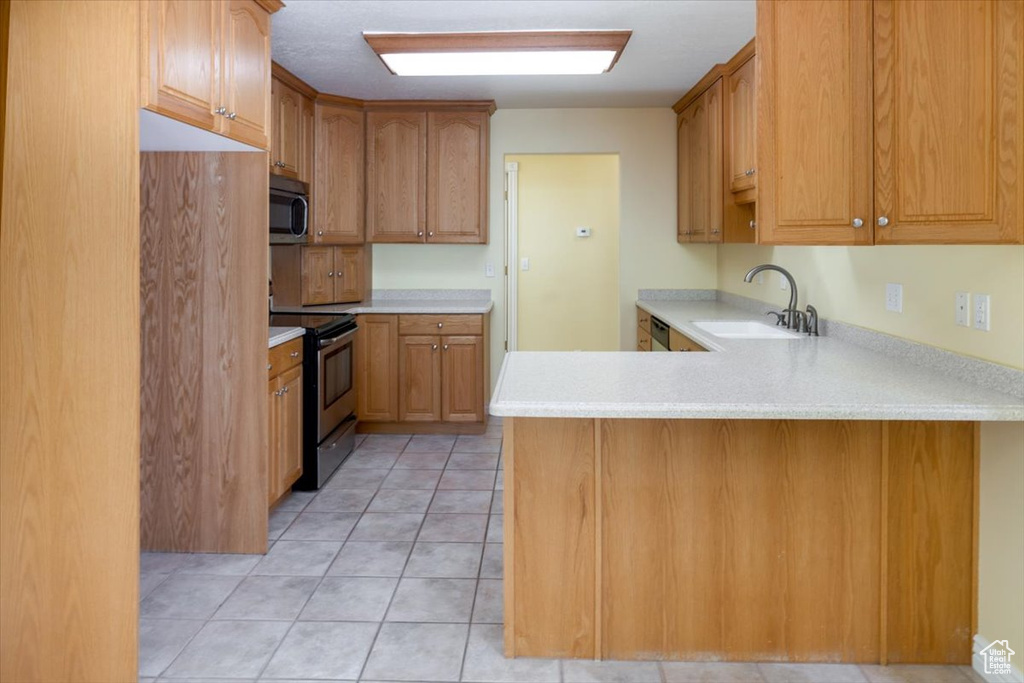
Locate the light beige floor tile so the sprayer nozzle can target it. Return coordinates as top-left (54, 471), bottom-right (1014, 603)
top-left (386, 577), bottom-right (477, 622)
top-left (563, 659), bottom-right (662, 682)
top-left (462, 624), bottom-right (560, 682)
top-left (759, 663), bottom-right (867, 683)
top-left (163, 620), bottom-right (289, 678)
top-left (138, 618), bottom-right (204, 678)
top-left (860, 664), bottom-right (975, 683)
top-left (298, 576), bottom-right (397, 621)
top-left (662, 662), bottom-right (766, 682)
top-left (326, 540), bottom-right (413, 577)
top-left (261, 621), bottom-right (378, 680)
top-left (362, 622), bottom-right (469, 682)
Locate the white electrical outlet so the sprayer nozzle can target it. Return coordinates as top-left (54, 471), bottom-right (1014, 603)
top-left (755, 272), bottom-right (765, 285)
top-left (521, 257), bottom-right (530, 272)
top-left (886, 283), bottom-right (903, 313)
top-left (955, 292), bottom-right (970, 327)
top-left (779, 273), bottom-right (788, 290)
top-left (485, 263), bottom-right (495, 278)
top-left (575, 226), bottom-right (592, 237)
top-left (973, 293), bottom-right (990, 331)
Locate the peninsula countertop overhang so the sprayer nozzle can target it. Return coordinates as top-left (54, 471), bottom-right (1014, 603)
top-left (489, 299), bottom-right (1024, 422)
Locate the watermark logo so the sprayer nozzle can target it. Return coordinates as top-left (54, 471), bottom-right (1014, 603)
top-left (980, 639), bottom-right (1016, 676)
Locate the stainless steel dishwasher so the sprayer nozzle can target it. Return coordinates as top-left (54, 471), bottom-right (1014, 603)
top-left (650, 316), bottom-right (671, 351)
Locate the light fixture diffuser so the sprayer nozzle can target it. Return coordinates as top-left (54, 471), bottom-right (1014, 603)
top-left (363, 30), bottom-right (632, 76)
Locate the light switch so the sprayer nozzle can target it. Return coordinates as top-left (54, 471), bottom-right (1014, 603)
top-left (521, 257), bottom-right (530, 272)
top-left (955, 292), bottom-right (970, 327)
top-left (485, 263), bottom-right (495, 278)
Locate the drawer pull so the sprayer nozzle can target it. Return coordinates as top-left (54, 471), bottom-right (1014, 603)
top-left (290, 351), bottom-right (299, 358)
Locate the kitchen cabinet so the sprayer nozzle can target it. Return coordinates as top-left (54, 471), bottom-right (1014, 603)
top-left (367, 106), bottom-right (492, 244)
top-left (359, 314), bottom-right (488, 428)
top-left (313, 102), bottom-right (365, 244)
top-left (669, 328), bottom-right (708, 353)
top-left (271, 77), bottom-right (302, 178)
top-left (355, 315), bottom-right (400, 422)
top-left (636, 307), bottom-right (652, 351)
top-left (366, 111), bottom-right (428, 243)
top-left (757, 0), bottom-right (1022, 245)
top-left (677, 79), bottom-right (723, 244)
top-left (300, 246), bottom-right (367, 305)
top-left (267, 339), bottom-right (303, 506)
top-left (300, 96), bottom-right (315, 188)
top-left (726, 52), bottom-right (756, 197)
top-left (141, 0), bottom-right (277, 149)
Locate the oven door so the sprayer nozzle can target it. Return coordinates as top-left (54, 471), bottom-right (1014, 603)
top-left (317, 328), bottom-right (357, 443)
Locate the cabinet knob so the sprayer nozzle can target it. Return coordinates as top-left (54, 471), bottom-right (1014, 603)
top-left (443, 344), bottom-right (449, 351)
top-left (328, 271), bottom-right (334, 277)
top-left (267, 363), bottom-right (272, 371)
top-left (227, 112), bottom-right (237, 120)
top-left (215, 107), bottom-right (226, 115)
top-left (290, 351), bottom-right (299, 358)
top-left (749, 220), bottom-right (757, 230)
top-left (746, 168), bottom-right (756, 176)
top-left (711, 229), bottom-right (721, 234)
top-left (432, 344), bottom-right (438, 350)
top-left (428, 232), bottom-right (433, 237)
top-left (877, 216), bottom-right (890, 227)
top-left (283, 386), bottom-right (288, 393)
top-left (317, 230), bottom-right (323, 236)
top-left (437, 322), bottom-right (443, 329)
top-left (418, 231), bottom-right (424, 237)
top-left (852, 218), bottom-right (864, 228)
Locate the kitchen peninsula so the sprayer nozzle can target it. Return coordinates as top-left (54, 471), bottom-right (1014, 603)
top-left (490, 294), bottom-right (1023, 665)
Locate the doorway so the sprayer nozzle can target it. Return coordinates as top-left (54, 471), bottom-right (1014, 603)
top-left (506, 154), bottom-right (620, 352)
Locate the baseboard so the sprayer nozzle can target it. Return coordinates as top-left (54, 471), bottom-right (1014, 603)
top-left (974, 635), bottom-right (1024, 683)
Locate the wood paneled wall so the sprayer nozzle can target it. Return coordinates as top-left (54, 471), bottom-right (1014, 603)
top-left (140, 152), bottom-right (269, 554)
top-left (0, 1), bottom-right (140, 680)
top-left (504, 418), bottom-right (978, 664)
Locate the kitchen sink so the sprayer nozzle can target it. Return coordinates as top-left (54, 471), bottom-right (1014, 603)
top-left (690, 320), bottom-right (802, 339)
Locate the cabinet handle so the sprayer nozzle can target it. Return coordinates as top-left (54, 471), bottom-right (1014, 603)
top-left (227, 112), bottom-right (237, 120)
top-left (432, 344), bottom-right (438, 350)
top-left (746, 168), bottom-right (756, 176)
top-left (283, 386), bottom-right (288, 393)
top-left (267, 363), bottom-right (272, 371)
top-left (852, 218), bottom-right (864, 228)
top-left (290, 351), bottom-right (299, 358)
top-left (877, 216), bottom-right (889, 227)
top-left (749, 220), bottom-right (757, 230)
top-left (215, 107), bottom-right (226, 115)
top-left (711, 229), bottom-right (721, 234)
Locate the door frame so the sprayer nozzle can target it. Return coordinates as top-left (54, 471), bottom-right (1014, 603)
top-left (504, 160), bottom-right (519, 352)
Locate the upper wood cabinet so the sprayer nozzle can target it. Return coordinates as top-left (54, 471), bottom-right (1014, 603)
top-left (271, 77), bottom-right (302, 178)
top-left (757, 0), bottom-right (1021, 245)
top-left (427, 111), bottom-right (489, 244)
top-left (727, 54), bottom-right (757, 196)
top-left (141, 0), bottom-right (278, 149)
top-left (367, 107), bottom-right (492, 244)
top-left (314, 103), bottom-right (365, 244)
top-left (367, 111), bottom-right (428, 243)
top-left (300, 246), bottom-right (367, 305)
top-left (677, 79), bottom-right (723, 244)
top-left (301, 96), bottom-right (315, 187)
top-left (356, 315), bottom-right (400, 423)
top-left (757, 0), bottom-right (875, 246)
top-left (872, 0), bottom-right (1022, 244)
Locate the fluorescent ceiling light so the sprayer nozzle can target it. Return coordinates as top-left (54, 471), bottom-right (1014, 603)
top-left (363, 31), bottom-right (631, 76)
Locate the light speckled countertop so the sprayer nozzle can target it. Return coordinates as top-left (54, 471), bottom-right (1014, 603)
top-left (489, 299), bottom-right (1024, 421)
top-left (269, 327), bottom-right (304, 348)
top-left (272, 289), bottom-right (493, 315)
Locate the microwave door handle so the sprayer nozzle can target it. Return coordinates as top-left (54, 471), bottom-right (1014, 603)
top-left (296, 195), bottom-right (309, 237)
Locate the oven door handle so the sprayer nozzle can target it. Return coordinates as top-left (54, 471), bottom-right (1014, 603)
top-left (318, 329), bottom-right (356, 350)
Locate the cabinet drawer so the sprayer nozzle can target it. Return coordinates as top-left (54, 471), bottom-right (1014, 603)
top-left (399, 314), bottom-right (483, 336)
top-left (637, 307), bottom-right (652, 333)
top-left (669, 328), bottom-right (708, 353)
top-left (637, 328), bottom-right (652, 352)
top-left (269, 338), bottom-right (303, 377)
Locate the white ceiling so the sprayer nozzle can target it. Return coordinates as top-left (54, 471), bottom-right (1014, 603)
top-left (271, 0), bottom-right (755, 109)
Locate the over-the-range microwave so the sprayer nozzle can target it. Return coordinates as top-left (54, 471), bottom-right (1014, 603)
top-left (269, 174), bottom-right (309, 244)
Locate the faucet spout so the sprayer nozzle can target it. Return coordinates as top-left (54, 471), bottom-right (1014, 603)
top-left (743, 264), bottom-right (799, 329)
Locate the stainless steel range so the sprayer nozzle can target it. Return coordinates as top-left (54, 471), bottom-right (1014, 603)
top-left (269, 312), bottom-right (357, 489)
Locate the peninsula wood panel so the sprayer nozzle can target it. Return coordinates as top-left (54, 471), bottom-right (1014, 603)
top-left (600, 420), bottom-right (881, 661)
top-left (427, 110), bottom-right (488, 243)
top-left (314, 102), bottom-right (365, 243)
top-left (367, 111), bottom-right (427, 242)
top-left (140, 152), bottom-right (268, 554)
top-left (886, 422), bottom-right (976, 664)
top-left (399, 335), bottom-right (442, 422)
top-left (873, 0), bottom-right (1023, 244)
top-left (1, 1), bottom-right (141, 679)
top-left (506, 418), bottom-right (596, 658)
top-left (757, 0), bottom-right (874, 245)
top-left (356, 315), bottom-right (400, 422)
top-left (220, 0), bottom-right (271, 149)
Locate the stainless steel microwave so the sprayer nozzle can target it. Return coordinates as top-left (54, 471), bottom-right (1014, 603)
top-left (269, 175), bottom-right (309, 244)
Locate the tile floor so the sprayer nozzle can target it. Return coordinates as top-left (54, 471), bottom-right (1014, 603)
top-left (139, 422), bottom-right (984, 683)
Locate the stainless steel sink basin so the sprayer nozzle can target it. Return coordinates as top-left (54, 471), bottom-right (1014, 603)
top-left (690, 320), bottom-right (801, 339)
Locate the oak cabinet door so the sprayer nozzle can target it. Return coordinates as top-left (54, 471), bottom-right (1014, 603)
top-left (441, 336), bottom-right (484, 423)
top-left (301, 246), bottom-right (333, 305)
top-left (355, 315), bottom-right (399, 422)
top-left (314, 104), bottom-right (366, 244)
top-left (728, 56), bottom-right (757, 194)
top-left (220, 0), bottom-right (270, 150)
top-left (333, 247), bottom-right (365, 304)
top-left (271, 78), bottom-right (301, 177)
top-left (267, 376), bottom-right (280, 505)
top-left (141, 0), bottom-right (220, 131)
top-left (757, 0), bottom-right (874, 245)
top-left (704, 80), bottom-right (724, 243)
top-left (873, 0), bottom-right (1022, 244)
top-left (678, 88), bottom-right (714, 243)
top-left (300, 95), bottom-right (315, 186)
top-left (277, 365), bottom-right (303, 493)
top-left (677, 106), bottom-right (696, 243)
top-left (367, 112), bottom-right (427, 242)
top-left (399, 336), bottom-right (442, 422)
top-left (427, 111), bottom-right (489, 243)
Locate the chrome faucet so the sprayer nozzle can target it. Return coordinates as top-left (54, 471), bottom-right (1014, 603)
top-left (744, 264), bottom-right (799, 329)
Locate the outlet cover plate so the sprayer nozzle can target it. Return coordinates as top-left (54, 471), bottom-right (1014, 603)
top-left (955, 292), bottom-right (970, 327)
top-left (886, 283), bottom-right (903, 313)
top-left (973, 293), bottom-right (990, 331)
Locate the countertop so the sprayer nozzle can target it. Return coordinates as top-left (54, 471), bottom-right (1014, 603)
top-left (271, 289), bottom-right (494, 316)
top-left (489, 299), bottom-right (1024, 421)
top-left (269, 326), bottom-right (304, 349)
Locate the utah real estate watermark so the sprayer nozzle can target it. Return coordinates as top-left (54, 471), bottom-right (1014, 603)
top-left (979, 639), bottom-right (1016, 677)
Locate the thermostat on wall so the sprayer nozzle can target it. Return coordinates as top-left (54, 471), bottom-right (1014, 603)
top-left (576, 226), bottom-right (592, 237)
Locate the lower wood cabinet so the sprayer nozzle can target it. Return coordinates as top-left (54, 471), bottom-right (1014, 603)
top-left (301, 245), bottom-right (367, 305)
top-left (669, 328), bottom-right (708, 352)
top-left (636, 307), bottom-right (652, 351)
top-left (357, 313), bottom-right (488, 430)
top-left (268, 338), bottom-right (303, 506)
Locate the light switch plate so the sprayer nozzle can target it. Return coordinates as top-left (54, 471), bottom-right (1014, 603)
top-left (973, 293), bottom-right (990, 331)
top-left (575, 226), bottom-right (592, 237)
top-left (779, 273), bottom-right (788, 290)
top-left (886, 283), bottom-right (903, 313)
top-left (955, 292), bottom-right (970, 327)
top-left (485, 263), bottom-right (495, 278)
top-left (521, 257), bottom-right (530, 272)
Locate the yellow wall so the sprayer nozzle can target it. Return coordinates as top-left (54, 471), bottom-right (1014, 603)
top-left (372, 108), bottom-right (719, 388)
top-left (978, 422), bottom-right (1024, 659)
top-left (718, 244), bottom-right (1024, 369)
top-left (510, 154), bottom-right (620, 351)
